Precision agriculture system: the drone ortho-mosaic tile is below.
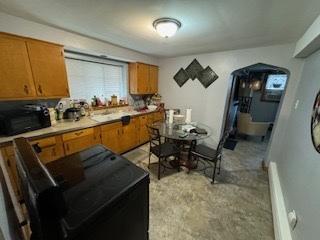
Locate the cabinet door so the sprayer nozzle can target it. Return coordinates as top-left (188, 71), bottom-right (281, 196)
top-left (27, 41), bottom-right (70, 98)
top-left (101, 122), bottom-right (122, 153)
top-left (149, 65), bottom-right (158, 94)
top-left (31, 136), bottom-right (64, 164)
top-left (139, 115), bottom-right (149, 144)
top-left (121, 119), bottom-right (139, 152)
top-left (0, 35), bottom-right (36, 99)
top-left (137, 63), bottom-right (149, 93)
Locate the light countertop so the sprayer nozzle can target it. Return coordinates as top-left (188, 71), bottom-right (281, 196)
top-left (0, 109), bottom-right (157, 146)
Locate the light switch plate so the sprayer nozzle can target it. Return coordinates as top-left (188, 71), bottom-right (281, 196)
top-left (294, 100), bottom-right (300, 109)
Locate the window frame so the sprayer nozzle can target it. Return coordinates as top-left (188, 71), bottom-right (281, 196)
top-left (64, 50), bottom-right (128, 102)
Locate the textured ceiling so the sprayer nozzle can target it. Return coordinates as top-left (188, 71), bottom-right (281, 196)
top-left (0, 0), bottom-right (320, 58)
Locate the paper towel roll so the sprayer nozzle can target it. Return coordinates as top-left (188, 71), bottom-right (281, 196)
top-left (169, 110), bottom-right (174, 124)
top-left (185, 109), bottom-right (192, 123)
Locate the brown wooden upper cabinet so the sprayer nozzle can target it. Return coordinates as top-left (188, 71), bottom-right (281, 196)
top-left (0, 33), bottom-right (37, 99)
top-left (27, 40), bottom-right (69, 98)
top-left (0, 32), bottom-right (70, 100)
top-left (129, 62), bottom-right (159, 94)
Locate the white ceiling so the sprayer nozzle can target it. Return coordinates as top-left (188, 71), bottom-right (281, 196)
top-left (1, 0), bottom-right (320, 58)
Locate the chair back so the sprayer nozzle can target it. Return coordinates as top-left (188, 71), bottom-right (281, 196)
top-left (147, 125), bottom-right (162, 151)
top-left (215, 131), bottom-right (229, 158)
top-left (13, 137), bottom-right (67, 240)
top-left (237, 112), bottom-right (251, 132)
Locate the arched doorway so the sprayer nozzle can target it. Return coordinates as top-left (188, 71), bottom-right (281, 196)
top-left (221, 63), bottom-right (290, 168)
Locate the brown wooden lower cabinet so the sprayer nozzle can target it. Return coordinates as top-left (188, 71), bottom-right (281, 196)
top-left (101, 118), bottom-right (139, 154)
top-left (62, 127), bottom-right (101, 155)
top-left (121, 118), bottom-right (139, 152)
top-left (139, 115), bottom-right (149, 144)
top-left (31, 136), bottom-right (64, 164)
top-left (101, 122), bottom-right (122, 154)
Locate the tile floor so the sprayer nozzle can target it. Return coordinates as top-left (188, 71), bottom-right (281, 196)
top-left (123, 137), bottom-right (274, 240)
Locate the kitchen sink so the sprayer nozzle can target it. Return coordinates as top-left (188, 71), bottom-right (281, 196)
top-left (90, 110), bottom-right (140, 123)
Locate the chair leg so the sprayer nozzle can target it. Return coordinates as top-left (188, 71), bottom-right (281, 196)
top-left (158, 157), bottom-right (161, 180)
top-left (211, 162), bottom-right (217, 184)
top-left (176, 155), bottom-right (180, 172)
top-left (218, 156), bottom-right (222, 175)
top-left (148, 152), bottom-right (151, 169)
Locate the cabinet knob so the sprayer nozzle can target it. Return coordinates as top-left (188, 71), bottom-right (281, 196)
top-left (23, 85), bottom-right (29, 95)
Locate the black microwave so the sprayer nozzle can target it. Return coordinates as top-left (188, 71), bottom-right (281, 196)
top-left (0, 106), bottom-right (51, 136)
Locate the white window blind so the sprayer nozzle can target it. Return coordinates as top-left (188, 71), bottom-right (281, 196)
top-left (65, 56), bottom-right (128, 102)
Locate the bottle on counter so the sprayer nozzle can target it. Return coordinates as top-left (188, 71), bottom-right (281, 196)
top-left (91, 96), bottom-right (97, 107)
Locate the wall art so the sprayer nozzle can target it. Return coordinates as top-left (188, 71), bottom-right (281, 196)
top-left (185, 59), bottom-right (203, 80)
top-left (173, 68), bottom-right (189, 87)
top-left (173, 58), bottom-right (218, 88)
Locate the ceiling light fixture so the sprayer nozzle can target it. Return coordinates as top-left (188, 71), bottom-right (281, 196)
top-left (153, 18), bottom-right (181, 38)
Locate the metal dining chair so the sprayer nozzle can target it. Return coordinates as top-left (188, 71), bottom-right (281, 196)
top-left (147, 125), bottom-right (180, 180)
top-left (189, 132), bottom-right (229, 184)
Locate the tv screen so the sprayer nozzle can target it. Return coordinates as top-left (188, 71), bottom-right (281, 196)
top-left (265, 74), bottom-right (287, 90)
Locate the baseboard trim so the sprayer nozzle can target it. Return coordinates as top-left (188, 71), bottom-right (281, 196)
top-left (269, 162), bottom-right (292, 240)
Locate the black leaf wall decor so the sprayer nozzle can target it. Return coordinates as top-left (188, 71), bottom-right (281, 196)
top-left (173, 68), bottom-right (189, 87)
top-left (173, 58), bottom-right (219, 88)
top-left (198, 66), bottom-right (219, 88)
top-left (185, 59), bottom-right (203, 80)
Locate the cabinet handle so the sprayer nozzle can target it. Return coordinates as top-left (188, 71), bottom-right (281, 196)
top-left (66, 144), bottom-right (70, 151)
top-left (74, 131), bottom-right (83, 136)
top-left (122, 129), bottom-right (124, 134)
top-left (23, 85), bottom-right (29, 95)
top-left (38, 85), bottom-right (43, 94)
top-left (52, 148), bottom-right (56, 156)
top-left (117, 129), bottom-right (120, 135)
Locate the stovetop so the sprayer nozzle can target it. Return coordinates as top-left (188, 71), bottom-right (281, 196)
top-left (46, 145), bottom-right (149, 230)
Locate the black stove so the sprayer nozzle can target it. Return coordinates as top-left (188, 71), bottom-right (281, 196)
top-left (14, 138), bottom-right (149, 240)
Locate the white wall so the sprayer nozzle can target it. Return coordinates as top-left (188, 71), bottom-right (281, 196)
top-left (275, 49), bottom-right (320, 240)
top-left (0, 12), bottom-right (158, 65)
top-left (159, 44), bottom-right (304, 151)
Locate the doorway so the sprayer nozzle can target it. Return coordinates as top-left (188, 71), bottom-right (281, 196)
top-left (222, 63), bottom-right (290, 167)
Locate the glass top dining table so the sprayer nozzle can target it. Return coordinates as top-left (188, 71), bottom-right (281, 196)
top-left (151, 121), bottom-right (212, 141)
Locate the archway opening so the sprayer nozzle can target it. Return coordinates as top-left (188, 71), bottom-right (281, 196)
top-left (222, 63), bottom-right (290, 168)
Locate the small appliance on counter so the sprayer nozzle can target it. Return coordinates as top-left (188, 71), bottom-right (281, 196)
top-left (63, 107), bottom-right (81, 121)
top-left (0, 105), bottom-right (51, 136)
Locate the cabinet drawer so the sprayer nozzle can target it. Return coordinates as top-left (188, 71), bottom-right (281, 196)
top-left (101, 122), bottom-right (122, 132)
top-left (31, 136), bottom-right (56, 148)
top-left (62, 128), bottom-right (94, 141)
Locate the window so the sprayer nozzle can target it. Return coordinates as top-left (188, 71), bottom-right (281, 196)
top-left (65, 52), bottom-right (128, 103)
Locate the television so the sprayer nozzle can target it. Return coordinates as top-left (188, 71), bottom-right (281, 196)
top-left (265, 74), bottom-right (287, 91)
